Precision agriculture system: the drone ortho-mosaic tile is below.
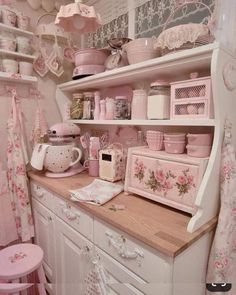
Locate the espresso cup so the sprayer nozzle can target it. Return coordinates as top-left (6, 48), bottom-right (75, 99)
top-left (84, 159), bottom-right (99, 177)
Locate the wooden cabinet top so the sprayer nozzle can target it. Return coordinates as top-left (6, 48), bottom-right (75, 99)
top-left (29, 171), bottom-right (217, 257)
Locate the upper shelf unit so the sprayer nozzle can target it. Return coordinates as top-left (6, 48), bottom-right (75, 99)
top-left (58, 43), bottom-right (219, 93)
top-left (0, 71), bottom-right (37, 84)
top-left (0, 23), bottom-right (34, 37)
top-left (69, 119), bottom-right (216, 126)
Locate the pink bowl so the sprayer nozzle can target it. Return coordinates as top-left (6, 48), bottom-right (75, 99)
top-left (74, 48), bottom-right (110, 66)
top-left (164, 140), bottom-right (186, 154)
top-left (186, 144), bottom-right (211, 158)
top-left (122, 38), bottom-right (159, 64)
top-left (164, 133), bottom-right (186, 142)
top-left (187, 133), bottom-right (213, 146)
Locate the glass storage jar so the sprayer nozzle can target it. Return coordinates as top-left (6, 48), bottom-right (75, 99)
top-left (147, 81), bottom-right (170, 119)
top-left (70, 92), bottom-right (84, 119)
top-left (114, 95), bottom-right (130, 120)
top-left (83, 91), bottom-right (95, 119)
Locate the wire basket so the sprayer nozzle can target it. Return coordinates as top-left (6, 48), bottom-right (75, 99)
top-left (154, 1), bottom-right (215, 56)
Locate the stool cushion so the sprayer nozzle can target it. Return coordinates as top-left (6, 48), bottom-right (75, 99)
top-left (0, 244), bottom-right (44, 280)
top-left (0, 283), bottom-right (32, 293)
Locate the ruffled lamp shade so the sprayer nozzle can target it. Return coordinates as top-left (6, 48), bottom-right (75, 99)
top-left (55, 0), bottom-right (102, 34)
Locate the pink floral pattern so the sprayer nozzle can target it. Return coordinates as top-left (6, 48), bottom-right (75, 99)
top-left (175, 169), bottom-right (195, 196)
top-left (134, 158), bottom-right (146, 182)
top-left (9, 252), bottom-right (27, 263)
top-left (207, 132), bottom-right (236, 294)
top-left (7, 91), bottom-right (34, 242)
top-left (145, 169), bottom-right (175, 196)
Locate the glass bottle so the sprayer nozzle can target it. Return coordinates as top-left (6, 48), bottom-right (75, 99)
top-left (114, 95), bottom-right (129, 120)
top-left (83, 92), bottom-right (95, 119)
top-left (70, 92), bottom-right (84, 119)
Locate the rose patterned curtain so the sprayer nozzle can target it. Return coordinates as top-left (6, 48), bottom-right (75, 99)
top-left (206, 122), bottom-right (236, 294)
top-left (7, 89), bottom-right (34, 242)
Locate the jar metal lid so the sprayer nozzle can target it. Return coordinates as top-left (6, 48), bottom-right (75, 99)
top-left (115, 95), bottom-right (127, 99)
top-left (150, 80), bottom-right (170, 87)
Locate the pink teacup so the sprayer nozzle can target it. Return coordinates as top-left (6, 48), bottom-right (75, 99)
top-left (84, 159), bottom-right (99, 177)
top-left (2, 9), bottom-right (17, 27)
top-left (17, 14), bottom-right (30, 31)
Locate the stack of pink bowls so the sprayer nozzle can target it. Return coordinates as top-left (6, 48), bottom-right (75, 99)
top-left (146, 130), bottom-right (163, 151)
top-left (164, 133), bottom-right (186, 154)
top-left (186, 133), bottom-right (213, 157)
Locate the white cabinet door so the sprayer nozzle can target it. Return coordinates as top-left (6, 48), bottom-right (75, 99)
top-left (32, 198), bottom-right (56, 293)
top-left (55, 216), bottom-right (92, 295)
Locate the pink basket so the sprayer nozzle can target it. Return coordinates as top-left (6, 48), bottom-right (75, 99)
top-left (170, 76), bottom-right (213, 119)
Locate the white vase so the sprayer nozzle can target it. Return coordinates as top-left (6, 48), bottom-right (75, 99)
top-left (27, 0), bottom-right (41, 10)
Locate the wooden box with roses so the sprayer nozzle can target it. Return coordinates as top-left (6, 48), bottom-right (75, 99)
top-left (124, 147), bottom-right (209, 215)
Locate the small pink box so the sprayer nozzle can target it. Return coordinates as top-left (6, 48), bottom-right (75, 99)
top-left (170, 76), bottom-right (213, 119)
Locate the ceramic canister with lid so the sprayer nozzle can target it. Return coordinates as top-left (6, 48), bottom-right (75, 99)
top-left (131, 89), bottom-right (147, 120)
top-left (147, 80), bottom-right (170, 119)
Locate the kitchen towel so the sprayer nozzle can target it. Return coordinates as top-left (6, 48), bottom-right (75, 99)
top-left (70, 179), bottom-right (123, 205)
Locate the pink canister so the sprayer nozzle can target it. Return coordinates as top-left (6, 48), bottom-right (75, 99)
top-left (131, 89), bottom-right (147, 120)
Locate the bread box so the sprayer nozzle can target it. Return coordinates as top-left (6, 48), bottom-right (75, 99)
top-left (124, 147), bottom-right (209, 214)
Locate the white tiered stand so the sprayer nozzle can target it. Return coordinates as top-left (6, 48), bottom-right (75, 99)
top-left (56, 42), bottom-right (236, 233)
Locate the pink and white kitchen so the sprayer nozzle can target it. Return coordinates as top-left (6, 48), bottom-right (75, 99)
top-left (0, 0), bottom-right (236, 294)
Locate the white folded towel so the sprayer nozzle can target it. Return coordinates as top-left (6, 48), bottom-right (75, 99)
top-left (70, 179), bottom-right (124, 205)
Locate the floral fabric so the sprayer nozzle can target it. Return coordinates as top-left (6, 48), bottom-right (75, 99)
top-left (7, 90), bottom-right (34, 242)
top-left (206, 131), bottom-right (236, 294)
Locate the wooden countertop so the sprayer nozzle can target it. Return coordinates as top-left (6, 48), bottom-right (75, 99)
top-left (28, 171), bottom-right (217, 258)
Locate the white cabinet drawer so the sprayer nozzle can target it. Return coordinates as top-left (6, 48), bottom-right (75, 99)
top-left (94, 219), bottom-right (172, 283)
top-left (96, 247), bottom-right (171, 295)
top-left (30, 181), bottom-right (54, 211)
top-left (54, 195), bottom-right (93, 241)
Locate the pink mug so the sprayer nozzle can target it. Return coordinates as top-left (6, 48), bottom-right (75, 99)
top-left (84, 159), bottom-right (99, 177)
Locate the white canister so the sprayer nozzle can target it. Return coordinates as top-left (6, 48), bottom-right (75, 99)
top-left (2, 59), bottom-right (18, 73)
top-left (147, 81), bottom-right (170, 119)
top-left (19, 61), bottom-right (33, 76)
top-left (131, 89), bottom-right (147, 120)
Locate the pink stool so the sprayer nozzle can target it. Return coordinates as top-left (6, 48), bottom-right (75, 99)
top-left (0, 244), bottom-right (47, 295)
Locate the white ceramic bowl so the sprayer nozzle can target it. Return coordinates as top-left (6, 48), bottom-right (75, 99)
top-left (186, 144), bottom-right (211, 158)
top-left (164, 133), bottom-right (186, 142)
top-left (187, 133), bottom-right (213, 146)
top-left (122, 38), bottom-right (159, 64)
top-left (164, 140), bottom-right (186, 154)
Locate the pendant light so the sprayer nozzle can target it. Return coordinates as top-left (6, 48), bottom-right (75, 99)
top-left (55, 0), bottom-right (102, 34)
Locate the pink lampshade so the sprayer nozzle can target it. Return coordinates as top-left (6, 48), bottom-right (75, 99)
top-left (55, 1), bottom-right (102, 34)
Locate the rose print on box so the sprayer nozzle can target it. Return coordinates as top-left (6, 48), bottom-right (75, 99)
top-left (175, 169), bottom-right (196, 197)
top-left (145, 169), bottom-right (175, 196)
top-left (134, 158), bottom-right (146, 182)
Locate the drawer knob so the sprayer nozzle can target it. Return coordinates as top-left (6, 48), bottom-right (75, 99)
top-left (105, 231), bottom-right (144, 264)
top-left (35, 187), bottom-right (44, 198)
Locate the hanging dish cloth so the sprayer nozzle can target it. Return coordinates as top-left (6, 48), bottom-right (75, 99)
top-left (30, 99), bottom-right (48, 147)
top-left (206, 122), bottom-right (236, 295)
top-left (79, 247), bottom-right (110, 295)
top-left (0, 161), bottom-right (18, 246)
top-left (7, 89), bottom-right (34, 242)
